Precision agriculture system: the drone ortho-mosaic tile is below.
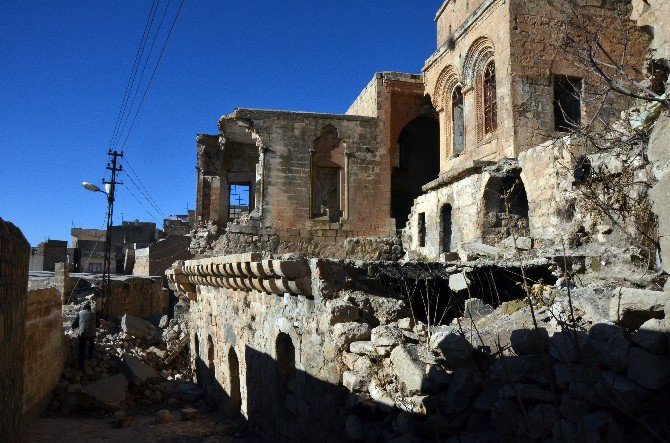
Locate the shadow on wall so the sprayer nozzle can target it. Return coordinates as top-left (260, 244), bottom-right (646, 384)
top-left (192, 318), bottom-right (669, 441)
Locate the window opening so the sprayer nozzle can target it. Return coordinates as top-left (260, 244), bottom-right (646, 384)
top-left (229, 183), bottom-right (251, 221)
top-left (452, 86), bottom-right (465, 155)
top-left (483, 62), bottom-right (498, 135)
top-left (553, 75), bottom-right (583, 132)
top-left (418, 213), bottom-right (426, 248)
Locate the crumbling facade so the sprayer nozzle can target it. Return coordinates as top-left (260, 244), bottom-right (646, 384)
top-left (171, 1), bottom-right (669, 442)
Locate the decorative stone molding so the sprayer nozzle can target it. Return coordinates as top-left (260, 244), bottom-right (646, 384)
top-left (167, 253), bottom-right (312, 300)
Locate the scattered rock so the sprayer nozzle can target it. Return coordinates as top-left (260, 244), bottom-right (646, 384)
top-left (433, 332), bottom-right (473, 368)
top-left (158, 315), bottom-right (169, 329)
top-left (120, 353), bottom-right (162, 386)
top-left (343, 371), bottom-right (368, 392)
top-left (332, 322), bottom-right (371, 349)
top-left (627, 347), bottom-right (669, 390)
top-left (397, 317), bottom-right (415, 331)
top-left (326, 299), bottom-right (359, 325)
top-left (121, 314), bottom-right (161, 343)
top-left (610, 287), bottom-right (668, 329)
top-left (81, 374), bottom-right (128, 411)
top-left (390, 344), bottom-right (433, 393)
top-left (463, 298), bottom-right (494, 321)
top-left (632, 319), bottom-right (668, 354)
top-left (449, 273), bottom-right (471, 292)
top-left (584, 322), bottom-right (631, 371)
top-left (155, 409), bottom-right (172, 424)
top-left (349, 340), bottom-right (375, 355)
top-left (510, 328), bottom-right (549, 355)
top-left (180, 407), bottom-right (198, 420)
top-left (371, 325), bottom-right (404, 347)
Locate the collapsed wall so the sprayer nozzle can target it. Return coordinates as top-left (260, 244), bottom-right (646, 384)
top-left (0, 218), bottom-right (29, 440)
top-left (170, 253), bottom-right (669, 441)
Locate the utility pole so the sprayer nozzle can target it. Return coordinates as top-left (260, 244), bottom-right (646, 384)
top-left (101, 150), bottom-right (123, 318)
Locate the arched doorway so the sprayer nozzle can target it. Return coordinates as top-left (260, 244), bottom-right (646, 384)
top-left (482, 172), bottom-right (530, 245)
top-left (391, 115), bottom-right (440, 230)
top-left (228, 348), bottom-right (241, 418)
top-left (205, 334), bottom-right (217, 408)
top-left (275, 333), bottom-right (296, 417)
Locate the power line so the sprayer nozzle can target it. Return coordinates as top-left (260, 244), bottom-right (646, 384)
top-left (121, 169), bottom-right (167, 220)
top-left (120, 0), bottom-right (187, 150)
top-left (115, 0), bottom-right (173, 150)
top-left (108, 0), bottom-right (160, 151)
top-left (123, 156), bottom-right (167, 219)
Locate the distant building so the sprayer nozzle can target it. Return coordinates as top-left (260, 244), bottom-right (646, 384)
top-left (163, 211), bottom-right (195, 237)
top-left (71, 228), bottom-right (106, 273)
top-left (133, 235), bottom-right (191, 281)
top-left (28, 240), bottom-right (68, 272)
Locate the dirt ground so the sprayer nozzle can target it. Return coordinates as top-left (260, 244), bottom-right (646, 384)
top-left (21, 410), bottom-right (258, 443)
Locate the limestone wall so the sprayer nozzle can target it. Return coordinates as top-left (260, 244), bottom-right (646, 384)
top-left (23, 287), bottom-right (64, 417)
top-left (190, 287), bottom-right (346, 440)
top-left (105, 277), bottom-right (168, 320)
top-left (0, 218), bottom-right (29, 440)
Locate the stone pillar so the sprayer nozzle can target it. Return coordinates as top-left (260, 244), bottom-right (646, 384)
top-left (0, 217), bottom-right (29, 439)
top-left (53, 262), bottom-right (72, 304)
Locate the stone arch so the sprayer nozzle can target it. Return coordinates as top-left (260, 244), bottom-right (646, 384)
top-left (433, 65), bottom-right (464, 158)
top-left (481, 171), bottom-right (530, 245)
top-left (275, 332), bottom-right (296, 418)
top-left (228, 347), bottom-right (242, 418)
top-left (463, 37), bottom-right (496, 142)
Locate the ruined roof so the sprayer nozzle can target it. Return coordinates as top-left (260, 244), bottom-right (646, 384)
top-left (224, 108), bottom-right (375, 122)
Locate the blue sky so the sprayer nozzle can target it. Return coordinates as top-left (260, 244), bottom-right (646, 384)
top-left (0, 1), bottom-right (441, 246)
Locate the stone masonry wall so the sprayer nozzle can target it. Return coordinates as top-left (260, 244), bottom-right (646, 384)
top-left (0, 218), bottom-right (29, 440)
top-left (190, 287), bottom-right (347, 441)
top-left (105, 277), bottom-right (168, 321)
top-left (23, 287), bottom-right (64, 417)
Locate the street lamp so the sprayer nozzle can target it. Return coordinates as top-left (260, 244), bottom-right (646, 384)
top-left (81, 150), bottom-right (123, 319)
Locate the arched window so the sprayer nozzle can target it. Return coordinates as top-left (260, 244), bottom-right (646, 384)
top-left (452, 86), bottom-right (465, 155)
top-left (483, 62), bottom-right (497, 135)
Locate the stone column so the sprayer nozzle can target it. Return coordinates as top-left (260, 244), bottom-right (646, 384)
top-left (0, 217), bottom-right (29, 439)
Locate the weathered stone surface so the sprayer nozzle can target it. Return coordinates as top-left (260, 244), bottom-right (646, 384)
top-left (326, 299), bottom-right (359, 325)
top-left (609, 288), bottom-right (668, 329)
top-left (510, 328), bottom-right (549, 355)
top-left (342, 352), bottom-right (359, 370)
top-left (332, 322), bottom-right (371, 349)
top-left (528, 404), bottom-right (559, 439)
top-left (632, 319), bottom-right (668, 354)
top-left (369, 297), bottom-right (406, 324)
top-left (368, 380), bottom-right (395, 409)
top-left (120, 353), bottom-right (162, 386)
top-left (343, 371), bottom-right (368, 392)
top-left (345, 414), bottom-right (366, 440)
top-left (371, 325), bottom-right (404, 347)
top-left (463, 298), bottom-right (494, 321)
top-left (180, 407), bottom-right (198, 420)
top-left (82, 374), bottom-right (127, 411)
top-left (449, 273), bottom-right (470, 292)
top-left (584, 322), bottom-right (631, 371)
top-left (155, 409), bottom-right (172, 424)
top-left (390, 344), bottom-right (432, 393)
top-left (349, 340), bottom-right (374, 355)
top-left (121, 314), bottom-right (160, 343)
top-left (433, 332), bottom-right (472, 367)
top-left (397, 317), bottom-right (415, 331)
top-left (442, 366), bottom-right (479, 415)
top-left (549, 330), bottom-right (584, 363)
top-left (594, 370), bottom-right (653, 408)
top-left (627, 347), bottom-right (669, 390)
top-left (158, 315), bottom-right (169, 329)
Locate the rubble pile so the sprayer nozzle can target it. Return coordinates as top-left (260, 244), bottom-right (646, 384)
top-left (49, 312), bottom-right (198, 422)
top-left (336, 282), bottom-right (670, 441)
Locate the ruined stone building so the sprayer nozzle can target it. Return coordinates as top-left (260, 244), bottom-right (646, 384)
top-left (166, 1), bottom-right (670, 441)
